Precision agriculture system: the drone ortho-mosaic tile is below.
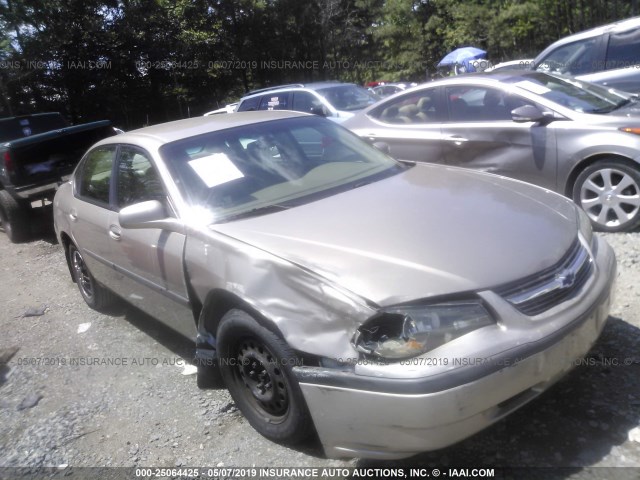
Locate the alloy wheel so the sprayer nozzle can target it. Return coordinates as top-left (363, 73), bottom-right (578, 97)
top-left (579, 167), bottom-right (640, 229)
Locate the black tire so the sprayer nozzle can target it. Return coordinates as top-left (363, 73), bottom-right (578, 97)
top-left (0, 190), bottom-right (30, 243)
top-left (68, 243), bottom-right (115, 311)
top-left (573, 160), bottom-right (640, 232)
top-left (217, 309), bottom-right (313, 444)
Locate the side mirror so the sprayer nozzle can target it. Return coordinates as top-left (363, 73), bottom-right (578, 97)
top-left (511, 105), bottom-right (550, 123)
top-left (119, 200), bottom-right (184, 233)
top-left (372, 142), bottom-right (391, 155)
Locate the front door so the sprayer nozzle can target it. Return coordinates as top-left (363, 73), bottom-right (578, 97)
top-left (440, 85), bottom-right (558, 190)
top-left (107, 145), bottom-right (195, 339)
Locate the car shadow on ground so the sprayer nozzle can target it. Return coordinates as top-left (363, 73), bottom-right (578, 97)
top-left (112, 302), bottom-right (337, 457)
top-left (357, 316), bottom-right (640, 473)
top-left (110, 301), bottom-right (196, 363)
top-left (88, 294), bottom-right (640, 468)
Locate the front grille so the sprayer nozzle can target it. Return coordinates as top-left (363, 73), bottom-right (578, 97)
top-left (495, 239), bottom-right (593, 316)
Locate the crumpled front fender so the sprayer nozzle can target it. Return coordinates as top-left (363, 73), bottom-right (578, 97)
top-left (186, 227), bottom-right (376, 361)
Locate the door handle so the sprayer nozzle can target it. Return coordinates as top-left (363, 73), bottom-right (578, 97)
top-left (446, 135), bottom-right (468, 146)
top-left (108, 225), bottom-right (122, 241)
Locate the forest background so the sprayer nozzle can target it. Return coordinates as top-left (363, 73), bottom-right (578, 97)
top-left (0, 0), bottom-right (637, 128)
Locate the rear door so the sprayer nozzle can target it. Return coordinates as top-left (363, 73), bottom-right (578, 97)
top-left (71, 146), bottom-right (118, 287)
top-left (355, 87), bottom-right (444, 163)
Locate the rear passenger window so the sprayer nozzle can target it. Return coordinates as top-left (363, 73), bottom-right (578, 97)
top-left (77, 147), bottom-right (116, 205)
top-left (259, 93), bottom-right (289, 110)
top-left (371, 91), bottom-right (439, 124)
top-left (606, 28), bottom-right (640, 69)
top-left (237, 96), bottom-right (260, 112)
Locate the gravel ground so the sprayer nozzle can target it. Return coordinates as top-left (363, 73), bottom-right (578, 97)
top-left (1, 220), bottom-right (639, 478)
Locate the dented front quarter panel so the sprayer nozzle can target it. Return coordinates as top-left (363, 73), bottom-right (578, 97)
top-left (184, 223), bottom-right (376, 360)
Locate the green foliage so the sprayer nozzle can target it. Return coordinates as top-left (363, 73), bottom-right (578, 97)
top-left (0, 0), bottom-right (636, 126)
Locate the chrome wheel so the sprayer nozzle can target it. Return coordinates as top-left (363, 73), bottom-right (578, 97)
top-left (236, 338), bottom-right (289, 420)
top-left (579, 167), bottom-right (640, 230)
top-left (67, 244), bottom-right (115, 310)
top-left (71, 248), bottom-right (94, 301)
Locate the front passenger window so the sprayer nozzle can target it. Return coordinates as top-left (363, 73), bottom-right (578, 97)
top-left (292, 92), bottom-right (324, 114)
top-left (536, 38), bottom-right (599, 75)
top-left (77, 147), bottom-right (116, 205)
top-left (116, 147), bottom-right (165, 208)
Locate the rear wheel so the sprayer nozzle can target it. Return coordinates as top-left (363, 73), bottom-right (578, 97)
top-left (217, 309), bottom-right (312, 443)
top-left (0, 190), bottom-right (30, 243)
top-left (573, 160), bottom-right (640, 232)
top-left (68, 243), bottom-right (115, 310)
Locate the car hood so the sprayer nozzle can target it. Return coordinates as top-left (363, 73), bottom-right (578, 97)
top-left (212, 163), bottom-right (578, 306)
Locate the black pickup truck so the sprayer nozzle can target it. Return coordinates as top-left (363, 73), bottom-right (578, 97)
top-left (0, 113), bottom-right (117, 242)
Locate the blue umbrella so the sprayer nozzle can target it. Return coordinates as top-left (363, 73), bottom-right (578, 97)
top-left (437, 47), bottom-right (487, 72)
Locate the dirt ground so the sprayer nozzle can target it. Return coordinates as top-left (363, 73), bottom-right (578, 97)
top-left (1, 216), bottom-right (639, 479)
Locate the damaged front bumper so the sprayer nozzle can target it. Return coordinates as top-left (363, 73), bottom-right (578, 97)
top-left (294, 237), bottom-right (616, 459)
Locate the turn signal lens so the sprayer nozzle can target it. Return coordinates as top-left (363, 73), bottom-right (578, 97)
top-left (620, 127), bottom-right (640, 135)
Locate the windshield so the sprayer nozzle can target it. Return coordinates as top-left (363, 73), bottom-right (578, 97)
top-left (315, 85), bottom-right (379, 111)
top-left (507, 72), bottom-right (631, 114)
top-left (160, 116), bottom-right (402, 223)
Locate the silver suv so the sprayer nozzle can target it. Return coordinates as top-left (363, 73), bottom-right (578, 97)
top-left (236, 82), bottom-right (379, 122)
top-left (533, 16), bottom-right (640, 93)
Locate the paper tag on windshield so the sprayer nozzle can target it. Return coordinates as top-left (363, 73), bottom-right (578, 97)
top-left (188, 153), bottom-right (244, 188)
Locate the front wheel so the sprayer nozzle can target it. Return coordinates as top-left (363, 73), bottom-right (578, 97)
top-left (573, 160), bottom-right (640, 232)
top-left (217, 309), bottom-right (313, 444)
top-left (68, 244), bottom-right (115, 311)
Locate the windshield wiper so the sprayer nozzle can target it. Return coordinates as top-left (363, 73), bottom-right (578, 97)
top-left (591, 96), bottom-right (638, 114)
top-left (217, 204), bottom-right (290, 223)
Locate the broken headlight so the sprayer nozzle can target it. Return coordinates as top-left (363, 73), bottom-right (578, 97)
top-left (353, 300), bottom-right (495, 360)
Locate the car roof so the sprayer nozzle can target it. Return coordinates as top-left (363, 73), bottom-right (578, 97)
top-left (241, 81), bottom-right (356, 99)
top-left (364, 71), bottom-right (577, 105)
top-left (486, 59), bottom-right (534, 70)
top-left (405, 70), bottom-right (549, 88)
top-left (540, 16), bottom-right (640, 48)
top-left (93, 111), bottom-right (308, 147)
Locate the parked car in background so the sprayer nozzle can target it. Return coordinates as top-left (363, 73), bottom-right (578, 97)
top-left (371, 82), bottom-right (418, 98)
top-left (204, 103), bottom-right (238, 115)
top-left (54, 111), bottom-right (615, 460)
top-left (486, 59), bottom-right (534, 72)
top-left (533, 16), bottom-right (640, 93)
top-left (235, 82), bottom-right (379, 122)
top-left (0, 112), bottom-right (116, 242)
top-left (343, 70), bottom-right (640, 232)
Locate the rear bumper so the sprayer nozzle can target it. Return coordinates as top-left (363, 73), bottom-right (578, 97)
top-left (295, 237), bottom-right (616, 459)
top-left (6, 175), bottom-right (70, 201)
